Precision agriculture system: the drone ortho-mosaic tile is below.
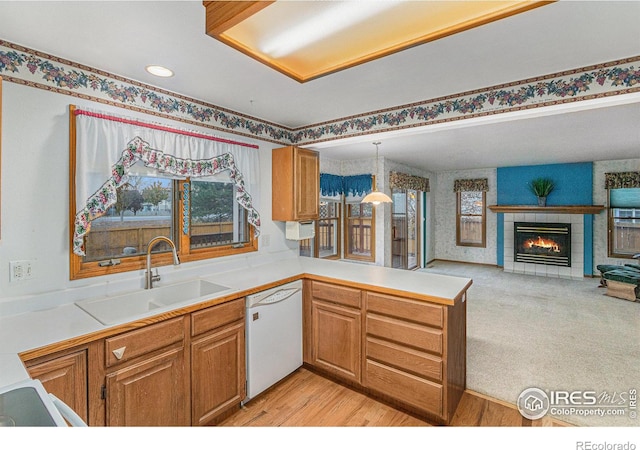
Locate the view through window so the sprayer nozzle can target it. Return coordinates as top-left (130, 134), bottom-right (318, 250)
top-left (456, 190), bottom-right (486, 247)
top-left (609, 188), bottom-right (640, 258)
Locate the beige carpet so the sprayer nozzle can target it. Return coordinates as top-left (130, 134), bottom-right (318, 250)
top-left (419, 261), bottom-right (639, 427)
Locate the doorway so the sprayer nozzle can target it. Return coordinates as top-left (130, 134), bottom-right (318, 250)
top-left (391, 188), bottom-right (420, 269)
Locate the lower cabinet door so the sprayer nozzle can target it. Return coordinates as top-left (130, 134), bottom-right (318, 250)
top-left (312, 300), bottom-right (361, 384)
top-left (191, 322), bottom-right (246, 426)
top-left (26, 350), bottom-right (89, 425)
top-left (106, 346), bottom-right (189, 426)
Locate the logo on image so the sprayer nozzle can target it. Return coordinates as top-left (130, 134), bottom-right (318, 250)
top-left (517, 387), bottom-right (550, 420)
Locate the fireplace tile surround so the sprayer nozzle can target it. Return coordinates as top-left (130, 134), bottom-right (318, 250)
top-left (503, 213), bottom-right (585, 280)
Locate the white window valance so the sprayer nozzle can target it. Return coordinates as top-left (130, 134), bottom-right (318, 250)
top-left (72, 108), bottom-right (261, 256)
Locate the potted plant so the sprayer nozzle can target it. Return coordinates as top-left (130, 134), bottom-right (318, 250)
top-left (528, 177), bottom-right (555, 206)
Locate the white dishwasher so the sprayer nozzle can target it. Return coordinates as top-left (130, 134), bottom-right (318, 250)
top-left (245, 280), bottom-right (303, 402)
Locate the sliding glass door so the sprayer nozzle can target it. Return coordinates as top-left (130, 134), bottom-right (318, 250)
top-left (391, 188), bottom-right (420, 270)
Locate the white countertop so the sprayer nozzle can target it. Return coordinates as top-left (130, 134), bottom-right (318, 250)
top-left (0, 257), bottom-right (471, 388)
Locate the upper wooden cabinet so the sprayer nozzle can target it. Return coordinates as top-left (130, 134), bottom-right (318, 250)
top-left (272, 146), bottom-right (319, 221)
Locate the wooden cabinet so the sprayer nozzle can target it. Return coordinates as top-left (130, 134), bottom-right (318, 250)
top-left (272, 146), bottom-right (319, 221)
top-left (190, 298), bottom-right (246, 426)
top-left (303, 280), bottom-right (466, 424)
top-left (104, 317), bottom-right (189, 426)
top-left (306, 281), bottom-right (362, 384)
top-left (22, 297), bottom-right (247, 427)
top-left (363, 291), bottom-right (466, 423)
top-left (25, 348), bottom-right (89, 425)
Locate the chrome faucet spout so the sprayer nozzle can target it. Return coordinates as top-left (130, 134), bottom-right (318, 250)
top-left (145, 236), bottom-right (180, 289)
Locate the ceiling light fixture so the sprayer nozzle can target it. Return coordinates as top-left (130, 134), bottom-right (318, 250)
top-left (260, 1), bottom-right (402, 58)
top-left (145, 65), bottom-right (174, 78)
top-left (362, 142), bottom-right (392, 206)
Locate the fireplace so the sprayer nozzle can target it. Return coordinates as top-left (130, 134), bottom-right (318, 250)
top-left (514, 222), bottom-right (572, 267)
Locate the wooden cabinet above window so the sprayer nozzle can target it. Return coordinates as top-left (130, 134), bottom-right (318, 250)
top-left (272, 146), bottom-right (319, 221)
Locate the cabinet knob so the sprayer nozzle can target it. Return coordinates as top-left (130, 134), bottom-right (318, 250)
top-left (112, 346), bottom-right (126, 360)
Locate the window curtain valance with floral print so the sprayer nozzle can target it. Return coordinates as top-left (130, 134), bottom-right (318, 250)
top-left (604, 171), bottom-right (640, 189)
top-left (389, 171), bottom-right (430, 192)
top-left (453, 178), bottom-right (489, 192)
top-left (72, 108), bottom-right (261, 256)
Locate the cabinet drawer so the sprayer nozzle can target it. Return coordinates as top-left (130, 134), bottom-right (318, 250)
top-left (366, 292), bottom-right (443, 328)
top-left (191, 298), bottom-right (244, 337)
top-left (312, 281), bottom-right (361, 308)
top-left (366, 337), bottom-right (442, 383)
top-left (367, 314), bottom-right (442, 355)
top-left (365, 359), bottom-right (443, 417)
top-left (106, 317), bottom-right (184, 367)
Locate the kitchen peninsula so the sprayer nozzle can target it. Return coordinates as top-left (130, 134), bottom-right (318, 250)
top-left (0, 257), bottom-right (471, 426)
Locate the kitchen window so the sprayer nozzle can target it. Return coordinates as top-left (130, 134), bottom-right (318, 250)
top-left (69, 106), bottom-right (260, 280)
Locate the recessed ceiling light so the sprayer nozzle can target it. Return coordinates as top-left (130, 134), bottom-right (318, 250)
top-left (145, 65), bottom-right (174, 78)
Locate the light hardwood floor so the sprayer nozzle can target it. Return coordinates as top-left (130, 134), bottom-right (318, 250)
top-left (219, 368), bottom-right (570, 427)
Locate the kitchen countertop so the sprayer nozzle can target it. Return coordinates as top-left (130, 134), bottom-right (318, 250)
top-left (0, 257), bottom-right (472, 388)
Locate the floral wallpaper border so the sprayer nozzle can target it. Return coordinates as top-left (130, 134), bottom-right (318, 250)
top-left (1, 39), bottom-right (638, 147)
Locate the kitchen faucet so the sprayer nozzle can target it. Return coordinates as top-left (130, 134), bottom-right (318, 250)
top-left (145, 236), bottom-right (180, 289)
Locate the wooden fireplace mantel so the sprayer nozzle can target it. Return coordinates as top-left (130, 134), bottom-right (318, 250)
top-left (488, 205), bottom-right (606, 214)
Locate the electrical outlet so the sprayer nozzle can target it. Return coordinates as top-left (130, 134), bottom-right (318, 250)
top-left (262, 234), bottom-right (271, 247)
top-left (10, 260), bottom-right (35, 282)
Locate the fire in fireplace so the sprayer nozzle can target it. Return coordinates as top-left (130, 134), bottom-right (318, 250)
top-left (514, 222), bottom-right (571, 267)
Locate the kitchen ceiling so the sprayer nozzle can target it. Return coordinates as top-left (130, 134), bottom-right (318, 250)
top-left (205, 1), bottom-right (551, 82)
top-left (0, 1), bottom-right (638, 172)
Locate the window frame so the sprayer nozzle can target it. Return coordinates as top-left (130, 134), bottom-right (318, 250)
top-left (69, 106), bottom-right (257, 280)
top-left (317, 199), bottom-right (342, 260)
top-left (607, 189), bottom-right (640, 259)
top-left (344, 201), bottom-right (375, 262)
top-left (456, 190), bottom-right (486, 248)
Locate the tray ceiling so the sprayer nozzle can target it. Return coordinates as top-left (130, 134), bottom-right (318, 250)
top-left (205, 1), bottom-right (551, 82)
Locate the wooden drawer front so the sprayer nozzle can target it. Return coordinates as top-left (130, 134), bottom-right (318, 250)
top-left (366, 337), bottom-right (442, 383)
top-left (367, 314), bottom-right (442, 355)
top-left (106, 317), bottom-right (184, 367)
top-left (191, 298), bottom-right (244, 336)
top-left (366, 292), bottom-right (443, 328)
top-left (312, 281), bottom-right (361, 308)
top-left (365, 359), bottom-right (443, 417)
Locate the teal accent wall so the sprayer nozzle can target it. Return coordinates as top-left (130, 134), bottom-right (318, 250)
top-left (496, 162), bottom-right (594, 275)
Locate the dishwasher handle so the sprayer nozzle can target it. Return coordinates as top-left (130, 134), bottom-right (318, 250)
top-left (250, 287), bottom-right (300, 307)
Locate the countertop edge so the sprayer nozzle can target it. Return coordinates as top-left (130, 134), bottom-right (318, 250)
top-left (3, 259), bottom-right (473, 387)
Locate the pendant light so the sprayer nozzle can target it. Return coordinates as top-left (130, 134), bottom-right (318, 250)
top-left (361, 142), bottom-right (392, 205)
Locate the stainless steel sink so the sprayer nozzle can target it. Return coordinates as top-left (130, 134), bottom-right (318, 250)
top-left (75, 279), bottom-right (232, 325)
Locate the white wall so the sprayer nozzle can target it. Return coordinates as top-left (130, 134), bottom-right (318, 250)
top-left (0, 81), bottom-right (296, 306)
top-left (434, 168), bottom-right (498, 265)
